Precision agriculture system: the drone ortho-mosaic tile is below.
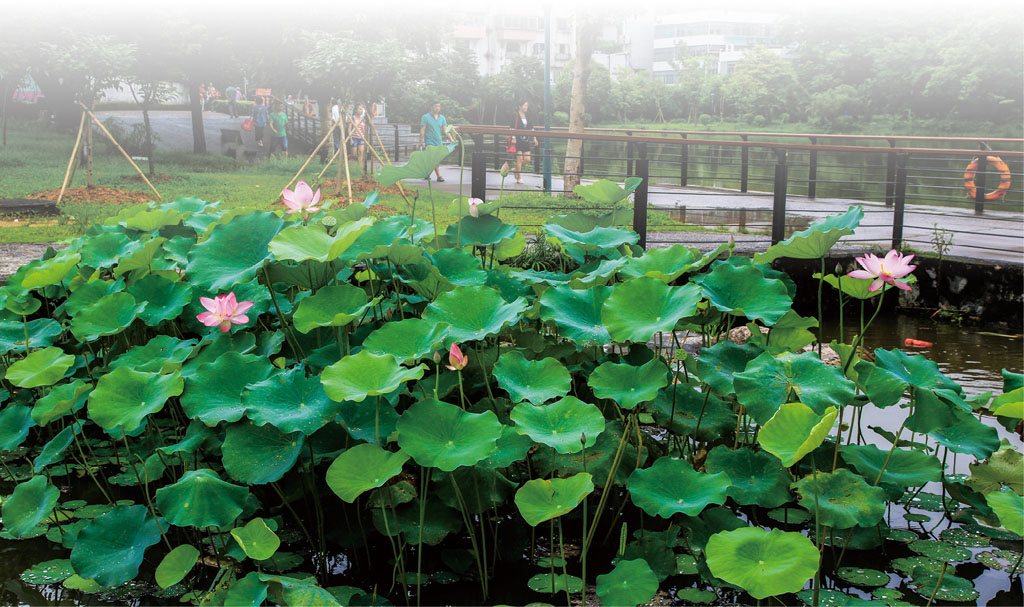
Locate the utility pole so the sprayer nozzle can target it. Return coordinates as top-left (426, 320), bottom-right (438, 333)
top-left (543, 5), bottom-right (552, 193)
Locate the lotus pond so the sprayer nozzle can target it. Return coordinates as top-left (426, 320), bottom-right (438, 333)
top-left (0, 145), bottom-right (1021, 607)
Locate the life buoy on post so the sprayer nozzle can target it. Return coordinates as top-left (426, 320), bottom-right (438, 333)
top-left (964, 156), bottom-right (1011, 201)
top-left (305, 101), bottom-right (316, 117)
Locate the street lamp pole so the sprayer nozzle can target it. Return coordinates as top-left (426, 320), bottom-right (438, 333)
top-left (543, 5), bottom-right (552, 193)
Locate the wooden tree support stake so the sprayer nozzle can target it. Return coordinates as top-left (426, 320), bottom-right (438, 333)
top-left (314, 124), bottom-right (356, 187)
top-left (78, 102), bottom-right (162, 200)
top-left (58, 111), bottom-right (87, 204)
top-left (284, 123), bottom-right (338, 191)
top-left (338, 120), bottom-right (353, 203)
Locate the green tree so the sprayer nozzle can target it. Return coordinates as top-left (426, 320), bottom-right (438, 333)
top-left (481, 56), bottom-right (544, 125)
top-left (722, 47), bottom-right (804, 120)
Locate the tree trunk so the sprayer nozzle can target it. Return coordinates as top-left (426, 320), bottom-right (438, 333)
top-left (563, 18), bottom-right (599, 194)
top-left (142, 107), bottom-right (155, 176)
top-left (85, 116), bottom-right (94, 187)
top-left (32, 74), bottom-right (80, 130)
top-left (189, 81), bottom-right (206, 154)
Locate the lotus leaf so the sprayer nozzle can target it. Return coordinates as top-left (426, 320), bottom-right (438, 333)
top-left (78, 231), bottom-right (143, 269)
top-left (243, 367), bottom-right (340, 435)
top-left (0, 404), bottom-right (35, 451)
top-left (231, 518), bottom-right (280, 560)
top-left (568, 257), bottom-right (630, 288)
top-left (544, 223), bottom-right (638, 261)
top-left (65, 279), bottom-right (122, 316)
top-left (820, 273), bottom-right (884, 300)
top-left (693, 262), bottom-right (793, 324)
top-left (361, 318), bottom-right (450, 364)
top-left (537, 285), bottom-right (613, 345)
top-left (927, 409), bottom-right (999, 459)
top-left (842, 444), bottom-right (943, 488)
top-left (909, 569), bottom-right (978, 603)
top-left (0, 319), bottom-right (63, 353)
top-left (88, 367), bottom-right (183, 433)
top-left (224, 572), bottom-right (269, 606)
top-left (869, 348), bottom-right (964, 406)
top-left (510, 396), bottom-right (604, 454)
top-left (532, 419), bottom-right (642, 487)
top-left (595, 559), bottom-right (658, 607)
top-left (836, 567), bottom-right (890, 587)
top-left (695, 340), bottom-right (763, 397)
top-left (527, 573), bottom-right (584, 595)
top-left (155, 469), bottom-right (249, 528)
top-left (125, 275), bottom-right (192, 327)
top-left (985, 489), bottom-right (1024, 535)
top-left (396, 398), bottom-right (502, 470)
top-left (676, 588), bottom-right (717, 603)
top-left (492, 352), bottom-right (571, 404)
top-left (627, 457), bottom-right (730, 517)
top-left (155, 545), bottom-right (200, 589)
top-left (186, 212), bottom-right (283, 290)
top-left (445, 214), bottom-right (519, 247)
top-left (588, 359), bottom-right (668, 409)
top-left (706, 527), bottom-right (819, 599)
top-left (337, 399), bottom-right (400, 445)
top-left (326, 443), bottom-right (410, 502)
top-left (159, 420), bottom-right (218, 457)
top-left (343, 216), bottom-right (433, 261)
top-left (602, 278), bottom-right (701, 343)
top-left (4, 346), bottom-right (73, 388)
top-left (221, 420), bottom-right (305, 485)
top-left (181, 352), bottom-right (273, 424)
top-left (2, 476), bottom-right (59, 538)
top-left (482, 425), bottom-right (534, 468)
top-left (322, 351), bottom-right (425, 403)
top-left (767, 507), bottom-right (812, 524)
top-left (33, 424), bottom-right (80, 472)
top-left (735, 351), bottom-right (855, 424)
top-left (646, 385), bottom-right (737, 441)
top-left (421, 285), bottom-right (527, 342)
top-left (70, 292), bottom-right (146, 342)
top-left (110, 336), bottom-right (196, 374)
top-left (991, 387), bottom-right (1022, 418)
top-left (767, 310), bottom-right (819, 351)
top-left (573, 177), bottom-right (642, 204)
top-left (292, 284), bottom-right (377, 333)
top-left (618, 245), bottom-right (701, 283)
top-left (376, 143), bottom-right (456, 185)
top-left (754, 206), bottom-right (864, 263)
top-left (372, 498), bottom-right (462, 545)
top-left (514, 472), bottom-right (594, 526)
top-left (19, 558), bottom-right (75, 585)
top-left (758, 402), bottom-right (838, 467)
top-left (21, 250), bottom-right (81, 289)
top-left (909, 539), bottom-right (971, 562)
top-left (705, 446), bottom-right (791, 507)
top-left (793, 468), bottom-right (887, 528)
top-left (70, 505), bottom-right (162, 587)
top-left (269, 220), bottom-right (373, 262)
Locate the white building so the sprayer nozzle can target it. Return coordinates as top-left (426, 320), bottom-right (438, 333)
top-left (448, 8), bottom-right (577, 79)
top-left (646, 11), bottom-right (782, 82)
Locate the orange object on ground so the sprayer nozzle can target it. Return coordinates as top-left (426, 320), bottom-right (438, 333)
top-left (904, 338), bottom-right (934, 348)
top-left (964, 156), bottom-right (1011, 201)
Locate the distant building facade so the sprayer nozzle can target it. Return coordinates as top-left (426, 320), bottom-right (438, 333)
top-left (448, 8), bottom-right (578, 80)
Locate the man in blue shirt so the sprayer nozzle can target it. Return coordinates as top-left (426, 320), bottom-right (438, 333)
top-left (419, 102), bottom-right (450, 181)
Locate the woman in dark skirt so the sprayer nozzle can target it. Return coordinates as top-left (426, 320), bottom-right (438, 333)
top-left (510, 100), bottom-right (539, 184)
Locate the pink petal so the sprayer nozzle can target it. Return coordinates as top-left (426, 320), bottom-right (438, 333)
top-left (225, 292), bottom-right (238, 309)
top-left (199, 296), bottom-right (218, 313)
top-left (893, 280), bottom-right (912, 291)
top-left (295, 181), bottom-right (314, 204)
top-left (310, 188), bottom-right (321, 208)
top-left (868, 279), bottom-right (884, 292)
top-left (234, 301), bottom-right (255, 314)
top-left (859, 255), bottom-right (882, 275)
top-left (197, 312), bottom-right (221, 327)
top-left (231, 314), bottom-right (250, 324)
top-left (846, 270), bottom-right (875, 280)
top-left (281, 187), bottom-right (296, 204)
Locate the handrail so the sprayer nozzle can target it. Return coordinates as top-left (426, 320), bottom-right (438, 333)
top-left (454, 125), bottom-right (1024, 157)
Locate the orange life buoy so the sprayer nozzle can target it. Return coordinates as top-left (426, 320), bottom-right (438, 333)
top-left (305, 101), bottom-right (315, 117)
top-left (964, 155), bottom-right (1011, 201)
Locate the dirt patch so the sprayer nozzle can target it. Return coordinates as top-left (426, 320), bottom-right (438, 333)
top-left (319, 178), bottom-right (405, 197)
top-left (28, 186), bottom-right (154, 205)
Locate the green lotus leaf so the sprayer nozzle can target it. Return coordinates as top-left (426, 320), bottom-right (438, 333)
top-left (186, 211), bottom-right (284, 290)
top-left (483, 425), bottom-right (534, 468)
top-left (986, 489), bottom-right (1024, 535)
top-left (0, 404), bottom-right (35, 451)
top-left (0, 319), bottom-right (63, 354)
top-left (602, 278), bottom-right (701, 343)
top-left (33, 424), bottom-right (81, 472)
top-left (431, 248), bottom-right (487, 285)
top-left (111, 234), bottom-right (164, 276)
top-left (693, 262), bottom-right (793, 325)
top-left (19, 558), bottom-right (75, 585)
top-left (510, 396), bottom-right (604, 454)
top-left (1, 285), bottom-right (41, 315)
top-left (221, 420), bottom-right (305, 485)
top-left (343, 216), bottom-right (433, 261)
top-left (532, 419), bottom-right (643, 487)
top-left (754, 206), bottom-right (864, 263)
top-left (292, 284), bottom-right (377, 333)
top-left (627, 457), bottom-right (731, 517)
top-left (511, 268), bottom-right (572, 286)
top-left (492, 351), bottom-right (571, 404)
top-left (527, 573), bottom-right (584, 595)
top-left (88, 367), bottom-right (184, 434)
top-left (181, 352), bottom-right (272, 424)
top-left (840, 444), bottom-right (942, 487)
top-left (618, 245), bottom-right (701, 283)
top-left (927, 409), bottom-right (1000, 460)
top-left (2, 476), bottom-right (59, 538)
top-left (766, 310), bottom-right (819, 352)
top-left (909, 569), bottom-right (978, 603)
top-left (514, 472), bottom-right (594, 526)
top-left (538, 285), bottom-right (613, 345)
top-left (991, 387), bottom-right (1022, 418)
top-left (573, 177), bottom-right (642, 205)
top-left (154, 469), bottom-right (249, 528)
top-left (110, 336), bottom-right (197, 374)
top-left (126, 207), bottom-right (184, 232)
top-left (70, 505), bottom-right (162, 587)
top-left (793, 468), bottom-right (887, 528)
top-left (372, 497), bottom-right (463, 546)
top-left (819, 273), bottom-right (884, 300)
top-left (158, 420), bottom-right (218, 457)
top-left (231, 518), bottom-right (280, 561)
top-left (224, 572), bottom-right (269, 607)
top-left (376, 143), bottom-right (456, 185)
top-left (322, 351), bottom-right (425, 403)
top-left (706, 527), bottom-right (819, 599)
top-left (767, 507), bottom-right (812, 525)
top-left (268, 224), bottom-right (334, 262)
top-left (758, 402), bottom-right (838, 467)
top-left (70, 292), bottom-right (146, 342)
top-left (695, 340), bottom-right (763, 397)
top-left (676, 588), bottom-right (718, 603)
top-left (735, 351), bottom-right (855, 424)
top-left (868, 348), bottom-right (964, 407)
top-left (65, 279), bottom-right (122, 316)
top-left (705, 445), bottom-right (792, 508)
top-left (396, 398), bottom-right (502, 470)
top-left (544, 223), bottom-right (638, 261)
top-left (4, 346), bottom-right (73, 388)
top-left (595, 558), bottom-right (659, 607)
top-left (21, 249), bottom-right (81, 289)
top-left (422, 285), bottom-right (527, 342)
top-left (836, 567), bottom-right (890, 587)
top-left (568, 257), bottom-right (629, 288)
top-left (155, 544), bottom-right (199, 589)
top-left (445, 215), bottom-right (519, 247)
top-left (326, 443), bottom-right (410, 503)
top-left (243, 367), bottom-right (340, 435)
top-left (646, 384), bottom-right (737, 442)
top-left (361, 318), bottom-right (450, 364)
top-left (589, 359), bottom-right (668, 409)
top-left (337, 399), bottom-right (400, 446)
top-left (125, 275), bottom-right (192, 327)
top-left (79, 231), bottom-right (144, 269)
top-left (33, 381), bottom-right (90, 427)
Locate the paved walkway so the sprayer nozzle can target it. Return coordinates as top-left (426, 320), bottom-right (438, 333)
top-left (94, 110), bottom-right (255, 153)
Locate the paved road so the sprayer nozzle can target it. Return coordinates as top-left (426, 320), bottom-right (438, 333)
top-left (94, 110), bottom-right (256, 153)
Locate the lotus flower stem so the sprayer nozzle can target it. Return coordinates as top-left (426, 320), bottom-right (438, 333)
top-left (122, 436), bottom-right (173, 551)
top-left (585, 414), bottom-right (634, 549)
top-left (417, 466), bottom-right (428, 607)
top-left (557, 518), bottom-right (571, 607)
top-left (456, 370), bottom-right (467, 410)
top-left (581, 436), bottom-right (589, 603)
top-left (817, 257), bottom-right (825, 356)
top-left (841, 289), bottom-right (885, 377)
top-left (475, 342), bottom-right (496, 402)
top-left (810, 452), bottom-right (823, 607)
top-left (426, 178), bottom-right (439, 244)
top-left (926, 562), bottom-right (948, 606)
top-left (449, 474), bottom-right (488, 599)
top-left (690, 388), bottom-right (713, 463)
top-left (262, 268), bottom-right (305, 363)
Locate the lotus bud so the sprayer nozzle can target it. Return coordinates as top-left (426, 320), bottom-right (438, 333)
top-left (445, 343), bottom-right (469, 371)
top-left (835, 262), bottom-right (843, 274)
top-left (500, 161), bottom-right (510, 178)
top-left (580, 432), bottom-right (587, 447)
top-left (468, 198), bottom-right (483, 218)
top-left (433, 350), bottom-right (442, 364)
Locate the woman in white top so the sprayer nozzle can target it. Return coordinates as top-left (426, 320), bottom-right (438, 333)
top-left (330, 98), bottom-right (341, 152)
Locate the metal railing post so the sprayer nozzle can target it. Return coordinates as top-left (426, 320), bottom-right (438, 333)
top-left (974, 144), bottom-right (987, 216)
top-left (740, 135), bottom-right (749, 192)
top-left (680, 134), bottom-right (688, 186)
top-left (884, 139), bottom-right (896, 207)
top-left (579, 139), bottom-right (585, 177)
top-left (633, 156), bottom-right (649, 249)
top-left (393, 124), bottom-right (400, 162)
top-left (471, 151), bottom-right (486, 201)
top-left (493, 134), bottom-right (501, 170)
top-left (891, 154), bottom-right (908, 249)
top-left (808, 137), bottom-right (818, 199)
top-left (771, 149), bottom-right (788, 245)
top-left (626, 131), bottom-right (633, 177)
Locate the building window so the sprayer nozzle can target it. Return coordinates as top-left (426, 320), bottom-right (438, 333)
top-left (654, 24), bottom-right (675, 38)
top-left (505, 41), bottom-right (522, 55)
top-left (654, 71), bottom-right (678, 84)
top-left (653, 47), bottom-right (675, 62)
top-left (558, 44), bottom-right (569, 55)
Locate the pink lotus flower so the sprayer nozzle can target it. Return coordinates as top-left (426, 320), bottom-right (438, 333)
top-left (445, 343), bottom-right (468, 371)
top-left (281, 181), bottom-right (321, 214)
top-left (468, 198), bottom-right (483, 218)
top-left (196, 292), bottom-right (254, 332)
top-left (847, 249), bottom-right (917, 292)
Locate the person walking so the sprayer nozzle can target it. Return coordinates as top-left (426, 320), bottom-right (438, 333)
top-left (225, 85), bottom-right (241, 118)
top-left (268, 102), bottom-right (289, 159)
top-left (419, 102), bottom-right (451, 182)
top-left (251, 96), bottom-right (269, 147)
top-left (348, 103), bottom-right (368, 177)
top-left (330, 98), bottom-right (342, 152)
top-left (510, 100), bottom-right (538, 185)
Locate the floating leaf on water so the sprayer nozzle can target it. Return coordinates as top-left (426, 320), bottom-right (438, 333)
top-left (902, 513), bottom-right (931, 523)
top-left (676, 554), bottom-right (698, 575)
top-left (492, 352), bottom-right (571, 405)
top-left (795, 589), bottom-right (859, 606)
top-left (909, 569), bottom-right (979, 603)
top-left (976, 549), bottom-right (1024, 574)
top-left (705, 527), bottom-right (819, 600)
top-left (526, 572), bottom-right (584, 595)
top-left (627, 457), bottom-right (731, 518)
top-left (155, 545), bottom-right (200, 589)
top-left (536, 557), bottom-right (566, 568)
top-left (20, 558), bottom-right (74, 585)
top-left (909, 539), bottom-right (972, 563)
top-left (793, 468), bottom-right (887, 529)
top-left (837, 567), bottom-right (890, 587)
top-left (595, 559), bottom-right (659, 607)
top-left (514, 473), bottom-right (593, 527)
top-left (886, 528), bottom-right (918, 543)
top-left (938, 526), bottom-right (990, 547)
top-left (871, 587), bottom-right (903, 601)
top-left (890, 556), bottom-right (944, 576)
top-left (767, 507), bottom-right (812, 525)
top-left (676, 588), bottom-right (717, 604)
